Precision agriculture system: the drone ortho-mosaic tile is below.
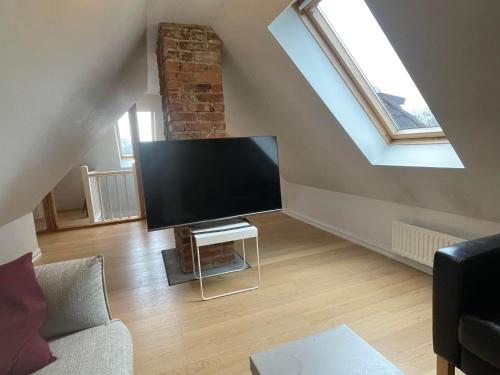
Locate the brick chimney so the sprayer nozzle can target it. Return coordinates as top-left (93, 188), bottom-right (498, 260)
top-left (157, 23), bottom-right (235, 273)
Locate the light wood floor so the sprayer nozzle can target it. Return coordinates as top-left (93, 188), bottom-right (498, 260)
top-left (37, 212), bottom-right (444, 375)
top-left (56, 209), bottom-right (90, 228)
top-left (35, 209), bottom-right (90, 232)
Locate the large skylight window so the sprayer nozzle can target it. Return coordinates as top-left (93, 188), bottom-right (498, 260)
top-left (301, 0), bottom-right (446, 142)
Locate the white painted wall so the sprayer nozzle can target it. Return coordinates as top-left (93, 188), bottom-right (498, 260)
top-left (52, 93), bottom-right (164, 212)
top-left (215, 0), bottom-right (500, 223)
top-left (84, 124), bottom-right (123, 171)
top-left (284, 181), bottom-right (500, 272)
top-left (0, 213), bottom-right (39, 265)
top-left (0, 0), bottom-right (147, 227)
top-left (52, 125), bottom-right (123, 211)
top-left (52, 167), bottom-right (87, 211)
top-left (53, 125), bottom-right (139, 219)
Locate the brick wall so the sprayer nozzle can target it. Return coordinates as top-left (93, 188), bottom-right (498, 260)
top-left (157, 23), bottom-right (226, 139)
top-left (157, 23), bottom-right (235, 273)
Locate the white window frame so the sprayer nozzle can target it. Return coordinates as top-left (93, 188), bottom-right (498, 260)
top-left (115, 121), bottom-right (134, 160)
top-left (298, 0), bottom-right (447, 144)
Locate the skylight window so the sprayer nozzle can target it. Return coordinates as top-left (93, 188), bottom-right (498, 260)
top-left (301, 0), bottom-right (446, 142)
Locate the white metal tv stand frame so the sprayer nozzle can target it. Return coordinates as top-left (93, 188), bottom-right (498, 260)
top-left (189, 218), bottom-right (261, 301)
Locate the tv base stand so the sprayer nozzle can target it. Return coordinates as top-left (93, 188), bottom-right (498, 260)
top-left (189, 218), bottom-right (261, 301)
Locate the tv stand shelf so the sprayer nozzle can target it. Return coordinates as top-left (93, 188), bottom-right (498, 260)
top-left (189, 218), bottom-right (261, 301)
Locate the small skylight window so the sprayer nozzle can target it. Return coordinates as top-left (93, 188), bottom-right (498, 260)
top-left (301, 0), bottom-right (446, 142)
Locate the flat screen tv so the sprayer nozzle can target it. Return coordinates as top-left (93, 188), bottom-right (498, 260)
top-left (139, 136), bottom-right (282, 230)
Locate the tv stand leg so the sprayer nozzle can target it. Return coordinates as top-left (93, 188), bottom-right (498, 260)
top-left (242, 238), bottom-right (246, 266)
top-left (193, 237), bottom-right (261, 301)
top-left (195, 241), bottom-right (206, 300)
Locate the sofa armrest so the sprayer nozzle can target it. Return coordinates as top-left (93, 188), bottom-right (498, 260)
top-left (433, 233), bottom-right (500, 366)
top-left (35, 255), bottom-right (112, 340)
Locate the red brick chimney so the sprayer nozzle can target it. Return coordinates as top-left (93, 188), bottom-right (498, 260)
top-left (157, 23), bottom-right (235, 273)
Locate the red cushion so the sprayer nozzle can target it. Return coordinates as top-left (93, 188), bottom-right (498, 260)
top-left (0, 253), bottom-right (55, 375)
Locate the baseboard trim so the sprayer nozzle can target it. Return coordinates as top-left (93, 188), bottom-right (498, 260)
top-left (32, 247), bottom-right (42, 262)
top-left (283, 208), bottom-right (432, 275)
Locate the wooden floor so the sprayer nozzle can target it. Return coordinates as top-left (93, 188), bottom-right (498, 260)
top-left (37, 212), bottom-right (444, 375)
top-left (35, 209), bottom-right (90, 232)
top-left (56, 209), bottom-right (90, 228)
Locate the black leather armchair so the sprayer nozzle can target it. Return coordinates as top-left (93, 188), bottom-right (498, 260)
top-left (433, 233), bottom-right (500, 375)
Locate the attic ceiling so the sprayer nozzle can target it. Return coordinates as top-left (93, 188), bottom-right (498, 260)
top-left (211, 0), bottom-right (500, 222)
top-left (1, 0), bottom-right (500, 227)
top-left (0, 0), bottom-right (147, 226)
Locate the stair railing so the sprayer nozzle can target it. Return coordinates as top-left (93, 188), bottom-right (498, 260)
top-left (81, 164), bottom-right (141, 223)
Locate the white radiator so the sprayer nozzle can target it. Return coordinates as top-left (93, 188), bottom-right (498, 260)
top-left (392, 221), bottom-right (465, 267)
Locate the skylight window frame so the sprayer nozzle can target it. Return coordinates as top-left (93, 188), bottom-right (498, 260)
top-left (297, 1), bottom-right (447, 144)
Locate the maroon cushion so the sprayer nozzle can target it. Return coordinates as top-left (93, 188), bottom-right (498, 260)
top-left (0, 253), bottom-right (55, 375)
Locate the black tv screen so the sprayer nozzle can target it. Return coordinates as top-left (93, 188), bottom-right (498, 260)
top-left (139, 136), bottom-right (282, 230)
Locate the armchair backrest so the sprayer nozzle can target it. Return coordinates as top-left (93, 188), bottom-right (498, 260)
top-left (433, 234), bottom-right (500, 366)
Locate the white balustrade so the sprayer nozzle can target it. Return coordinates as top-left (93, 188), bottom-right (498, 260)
top-left (81, 165), bottom-right (140, 223)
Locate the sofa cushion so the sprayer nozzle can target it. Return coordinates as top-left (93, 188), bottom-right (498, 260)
top-left (459, 308), bottom-right (500, 370)
top-left (0, 253), bottom-right (55, 375)
top-left (34, 320), bottom-right (133, 375)
top-left (35, 255), bottom-right (111, 340)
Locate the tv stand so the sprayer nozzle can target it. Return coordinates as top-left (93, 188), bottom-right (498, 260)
top-left (189, 218), bottom-right (261, 301)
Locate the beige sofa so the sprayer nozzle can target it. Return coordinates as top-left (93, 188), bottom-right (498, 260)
top-left (33, 255), bottom-right (133, 375)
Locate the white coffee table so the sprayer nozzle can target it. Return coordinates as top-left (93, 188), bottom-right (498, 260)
top-left (250, 325), bottom-right (404, 375)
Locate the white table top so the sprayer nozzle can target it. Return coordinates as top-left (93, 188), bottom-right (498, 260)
top-left (192, 220), bottom-right (258, 247)
top-left (250, 325), bottom-right (404, 375)
top-left (191, 219), bottom-right (252, 234)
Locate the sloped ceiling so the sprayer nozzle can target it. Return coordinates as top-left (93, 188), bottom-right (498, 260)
top-left (0, 0), bottom-right (147, 226)
top-left (209, 0), bottom-right (500, 222)
top-left (2, 0), bottom-right (499, 227)
top-left (147, 0), bottom-right (500, 222)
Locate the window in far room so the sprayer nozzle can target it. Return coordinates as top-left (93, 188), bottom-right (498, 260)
top-left (116, 112), bottom-right (133, 159)
top-left (137, 111), bottom-right (155, 142)
top-left (299, 0), bottom-right (447, 143)
top-left (115, 111), bottom-right (155, 160)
